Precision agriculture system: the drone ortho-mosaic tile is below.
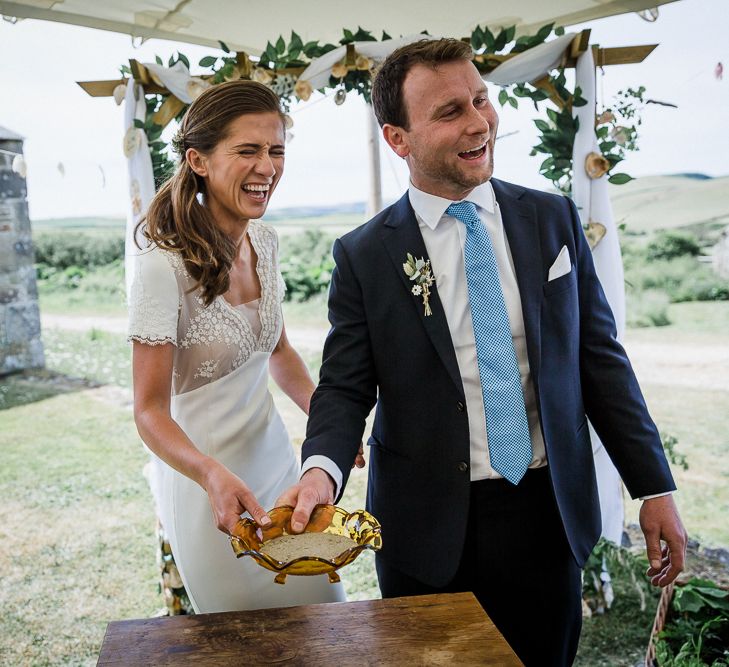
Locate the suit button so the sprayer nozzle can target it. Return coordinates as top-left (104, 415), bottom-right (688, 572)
top-left (456, 401), bottom-right (465, 412)
top-left (457, 461), bottom-right (469, 472)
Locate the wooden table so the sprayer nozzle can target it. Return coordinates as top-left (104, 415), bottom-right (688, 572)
top-left (97, 592), bottom-right (522, 665)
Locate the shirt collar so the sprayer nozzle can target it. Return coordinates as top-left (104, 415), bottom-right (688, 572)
top-left (408, 180), bottom-right (496, 231)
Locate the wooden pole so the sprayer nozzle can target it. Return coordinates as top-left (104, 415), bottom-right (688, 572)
top-left (366, 103), bottom-right (383, 218)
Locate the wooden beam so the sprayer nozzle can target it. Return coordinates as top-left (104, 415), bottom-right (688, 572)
top-left (594, 44), bottom-right (658, 67)
top-left (531, 76), bottom-right (569, 111)
top-left (77, 79), bottom-right (168, 97)
top-left (129, 59), bottom-right (150, 85)
top-left (569, 29), bottom-right (591, 59)
top-left (152, 96), bottom-right (186, 128)
top-left (236, 51), bottom-right (253, 78)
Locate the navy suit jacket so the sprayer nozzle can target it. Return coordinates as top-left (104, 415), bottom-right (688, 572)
top-left (303, 178), bottom-right (675, 587)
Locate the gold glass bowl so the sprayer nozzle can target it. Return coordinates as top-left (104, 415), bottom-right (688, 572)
top-left (230, 504), bottom-right (382, 584)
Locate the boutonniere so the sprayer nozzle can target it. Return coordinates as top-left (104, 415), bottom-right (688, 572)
top-left (402, 253), bottom-right (435, 316)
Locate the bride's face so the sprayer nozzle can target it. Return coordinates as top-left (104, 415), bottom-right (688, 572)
top-left (188, 111), bottom-right (285, 227)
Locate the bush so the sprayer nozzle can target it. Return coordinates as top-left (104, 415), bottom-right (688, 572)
top-left (279, 230), bottom-right (336, 302)
top-left (626, 289), bottom-right (671, 327)
top-left (626, 256), bottom-right (729, 303)
top-left (37, 260), bottom-right (125, 302)
top-left (646, 231), bottom-right (701, 261)
top-left (34, 232), bottom-right (124, 270)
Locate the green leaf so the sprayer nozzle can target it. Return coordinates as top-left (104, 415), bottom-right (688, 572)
top-left (218, 40), bottom-right (231, 53)
top-left (608, 173), bottom-right (633, 185)
top-left (504, 26), bottom-right (516, 43)
top-left (155, 55), bottom-right (163, 66)
top-left (382, 31), bottom-right (392, 41)
top-left (342, 28), bottom-right (354, 43)
top-left (483, 27), bottom-right (495, 51)
top-left (507, 96), bottom-right (518, 109)
top-left (290, 31), bottom-right (303, 50)
top-left (276, 36), bottom-right (286, 54)
top-left (498, 89), bottom-right (508, 106)
top-left (493, 29), bottom-right (507, 52)
top-left (471, 25), bottom-right (484, 50)
top-left (535, 22), bottom-right (554, 43)
top-left (199, 56), bottom-right (217, 67)
top-left (133, 118), bottom-right (145, 129)
top-left (354, 27), bottom-right (375, 41)
top-left (534, 119), bottom-right (551, 132)
top-left (168, 55), bottom-right (175, 67)
top-left (555, 26), bottom-right (565, 36)
top-left (177, 52), bottom-right (190, 69)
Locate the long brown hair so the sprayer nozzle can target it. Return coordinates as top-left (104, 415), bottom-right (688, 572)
top-left (139, 80), bottom-right (285, 305)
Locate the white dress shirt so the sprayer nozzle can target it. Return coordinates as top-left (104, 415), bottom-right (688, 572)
top-left (408, 180), bottom-right (547, 481)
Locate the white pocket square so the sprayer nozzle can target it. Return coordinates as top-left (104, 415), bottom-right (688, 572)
top-left (548, 245), bottom-right (572, 281)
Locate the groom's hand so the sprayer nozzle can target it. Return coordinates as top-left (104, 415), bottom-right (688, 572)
top-left (640, 494), bottom-right (687, 587)
top-left (275, 468), bottom-right (335, 533)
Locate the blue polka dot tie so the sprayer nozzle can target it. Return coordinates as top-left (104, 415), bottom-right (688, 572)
top-left (446, 201), bottom-right (532, 485)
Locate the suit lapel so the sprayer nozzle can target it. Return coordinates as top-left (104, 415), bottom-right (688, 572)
top-left (492, 179), bottom-right (543, 385)
top-left (380, 194), bottom-right (465, 398)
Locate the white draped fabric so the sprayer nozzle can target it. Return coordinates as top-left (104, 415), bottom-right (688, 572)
top-left (123, 78), bottom-right (155, 298)
top-left (572, 47), bottom-right (626, 545)
top-left (485, 33), bottom-right (576, 85)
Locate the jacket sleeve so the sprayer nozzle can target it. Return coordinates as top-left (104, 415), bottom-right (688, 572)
top-left (569, 196), bottom-right (676, 498)
top-left (302, 237), bottom-right (378, 500)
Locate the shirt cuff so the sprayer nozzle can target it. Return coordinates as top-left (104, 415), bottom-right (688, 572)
top-left (639, 491), bottom-right (673, 501)
top-left (301, 455), bottom-right (343, 499)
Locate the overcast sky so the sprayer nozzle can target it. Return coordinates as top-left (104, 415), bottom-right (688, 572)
top-left (0, 0), bottom-right (726, 219)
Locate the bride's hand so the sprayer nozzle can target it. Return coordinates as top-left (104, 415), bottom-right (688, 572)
top-left (201, 460), bottom-right (271, 534)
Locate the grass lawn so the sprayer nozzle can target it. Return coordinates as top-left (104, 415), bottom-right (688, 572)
top-left (0, 384), bottom-right (159, 666)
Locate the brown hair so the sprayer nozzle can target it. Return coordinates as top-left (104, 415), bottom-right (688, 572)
top-left (371, 38), bottom-right (474, 130)
top-left (139, 80), bottom-right (284, 306)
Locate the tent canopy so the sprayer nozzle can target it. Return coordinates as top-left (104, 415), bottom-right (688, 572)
top-left (0, 0), bottom-right (679, 53)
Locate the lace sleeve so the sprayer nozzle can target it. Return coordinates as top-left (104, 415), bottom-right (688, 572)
top-left (127, 246), bottom-right (180, 346)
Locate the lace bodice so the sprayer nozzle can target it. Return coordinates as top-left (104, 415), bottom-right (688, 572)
top-left (128, 221), bottom-right (286, 395)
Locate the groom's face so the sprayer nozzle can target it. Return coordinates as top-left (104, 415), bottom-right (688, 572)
top-left (388, 59), bottom-right (498, 201)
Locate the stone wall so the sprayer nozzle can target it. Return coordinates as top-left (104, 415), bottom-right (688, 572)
top-left (0, 127), bottom-right (44, 375)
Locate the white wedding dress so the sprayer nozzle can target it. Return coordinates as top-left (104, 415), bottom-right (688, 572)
top-left (128, 221), bottom-right (346, 612)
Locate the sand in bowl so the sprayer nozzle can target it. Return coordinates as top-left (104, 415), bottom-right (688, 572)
top-left (260, 533), bottom-right (358, 562)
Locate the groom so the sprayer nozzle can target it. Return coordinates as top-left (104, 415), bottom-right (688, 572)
top-left (277, 38), bottom-right (686, 665)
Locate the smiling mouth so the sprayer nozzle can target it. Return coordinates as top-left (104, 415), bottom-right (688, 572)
top-left (458, 143), bottom-right (487, 160)
top-left (242, 183), bottom-right (270, 202)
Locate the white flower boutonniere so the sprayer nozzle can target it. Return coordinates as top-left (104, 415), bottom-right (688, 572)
top-left (402, 253), bottom-right (435, 316)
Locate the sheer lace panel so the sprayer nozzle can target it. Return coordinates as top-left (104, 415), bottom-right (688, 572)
top-left (128, 222), bottom-right (285, 396)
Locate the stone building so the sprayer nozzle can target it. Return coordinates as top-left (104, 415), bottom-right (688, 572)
top-left (0, 125), bottom-right (44, 375)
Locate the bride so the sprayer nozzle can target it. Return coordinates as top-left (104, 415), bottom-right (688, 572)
top-left (128, 80), bottom-right (357, 612)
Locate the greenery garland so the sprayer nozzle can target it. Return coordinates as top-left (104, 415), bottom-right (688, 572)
top-left (122, 24), bottom-right (648, 196)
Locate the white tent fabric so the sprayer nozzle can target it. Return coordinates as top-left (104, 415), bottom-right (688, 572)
top-left (1, 0), bottom-right (679, 53)
top-left (572, 47), bottom-right (626, 545)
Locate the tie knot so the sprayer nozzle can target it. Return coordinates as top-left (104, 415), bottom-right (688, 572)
top-left (446, 201), bottom-right (480, 230)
